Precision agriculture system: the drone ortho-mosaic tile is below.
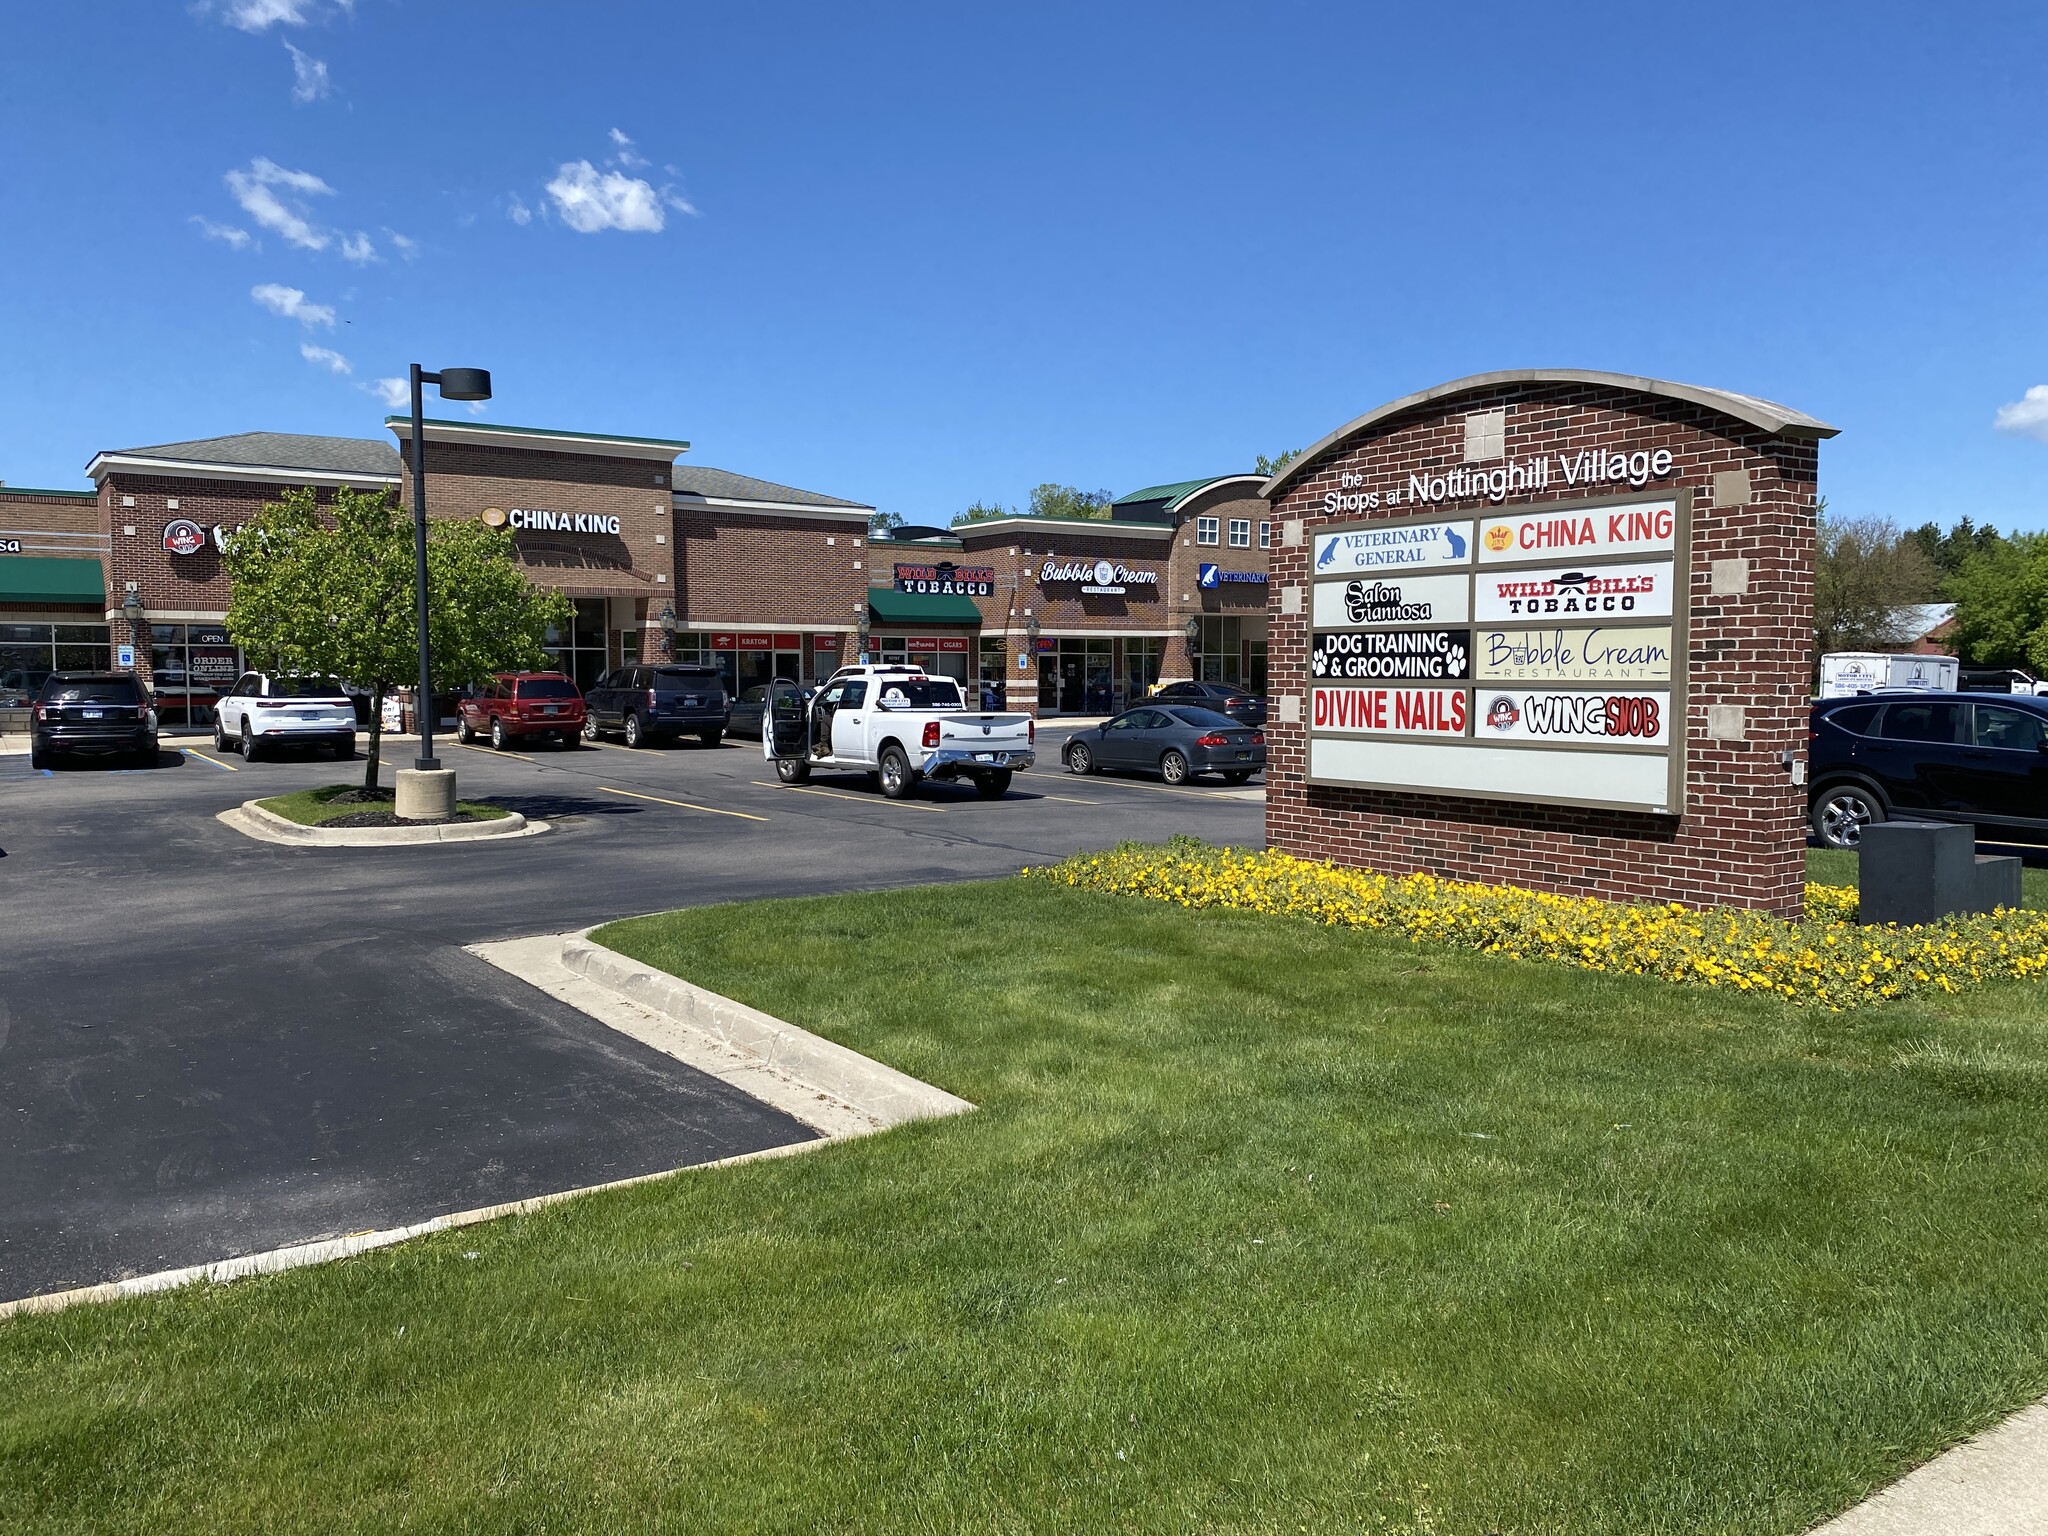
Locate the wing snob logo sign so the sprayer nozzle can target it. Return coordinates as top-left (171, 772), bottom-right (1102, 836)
top-left (1306, 494), bottom-right (1687, 812)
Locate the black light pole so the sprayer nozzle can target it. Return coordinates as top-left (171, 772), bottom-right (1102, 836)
top-left (407, 364), bottom-right (492, 772)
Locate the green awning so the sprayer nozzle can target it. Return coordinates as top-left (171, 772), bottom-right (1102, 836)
top-left (866, 588), bottom-right (983, 624)
top-left (0, 556), bottom-right (104, 604)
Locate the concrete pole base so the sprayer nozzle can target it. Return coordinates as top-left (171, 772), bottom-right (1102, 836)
top-left (394, 767), bottom-right (457, 823)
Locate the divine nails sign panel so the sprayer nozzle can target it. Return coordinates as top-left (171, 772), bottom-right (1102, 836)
top-left (1306, 493), bottom-right (1689, 813)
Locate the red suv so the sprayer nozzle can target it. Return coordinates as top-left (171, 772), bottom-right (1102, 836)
top-left (457, 672), bottom-right (585, 750)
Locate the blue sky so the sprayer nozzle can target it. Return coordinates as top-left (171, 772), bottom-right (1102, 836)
top-left (5, 2), bottom-right (2047, 530)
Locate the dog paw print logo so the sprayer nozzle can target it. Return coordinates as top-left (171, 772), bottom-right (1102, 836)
top-left (1310, 649), bottom-right (1333, 678)
top-left (1444, 640), bottom-right (1468, 677)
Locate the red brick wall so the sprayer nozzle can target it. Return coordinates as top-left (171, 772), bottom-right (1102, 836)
top-left (674, 509), bottom-right (868, 628)
top-left (1264, 381), bottom-right (1820, 917)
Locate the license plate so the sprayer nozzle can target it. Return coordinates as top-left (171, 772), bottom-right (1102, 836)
top-left (82, 709), bottom-right (103, 719)
top-left (1236, 750), bottom-right (1251, 759)
top-left (974, 752), bottom-right (997, 762)
top-left (542, 705), bottom-right (558, 715)
top-left (684, 696), bottom-right (699, 707)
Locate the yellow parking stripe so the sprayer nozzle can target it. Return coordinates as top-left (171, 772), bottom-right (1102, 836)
top-left (754, 781), bottom-right (947, 814)
top-left (185, 747), bottom-right (239, 771)
top-left (600, 785), bottom-right (768, 823)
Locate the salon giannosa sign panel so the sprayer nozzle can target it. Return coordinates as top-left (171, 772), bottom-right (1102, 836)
top-left (1305, 493), bottom-right (1689, 814)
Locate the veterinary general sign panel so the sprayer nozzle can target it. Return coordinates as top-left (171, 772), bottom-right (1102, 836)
top-left (1306, 494), bottom-right (1689, 813)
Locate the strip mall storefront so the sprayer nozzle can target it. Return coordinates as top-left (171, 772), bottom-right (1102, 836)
top-left (0, 428), bottom-right (1277, 722)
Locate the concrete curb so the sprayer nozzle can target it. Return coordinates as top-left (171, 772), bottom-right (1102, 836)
top-left (1806, 1398), bottom-right (2048, 1534)
top-left (217, 799), bottom-right (549, 846)
top-left (0, 1139), bottom-right (815, 1321)
top-left (549, 930), bottom-right (976, 1130)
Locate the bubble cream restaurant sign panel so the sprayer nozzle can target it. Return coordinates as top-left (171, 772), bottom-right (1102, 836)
top-left (1305, 493), bottom-right (1689, 814)
top-left (1475, 625), bottom-right (1673, 684)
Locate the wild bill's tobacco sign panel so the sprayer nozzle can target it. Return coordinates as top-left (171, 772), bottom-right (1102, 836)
top-left (1305, 493), bottom-right (1689, 813)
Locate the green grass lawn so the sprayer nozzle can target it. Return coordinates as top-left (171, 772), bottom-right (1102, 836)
top-left (7, 881), bottom-right (2048, 1534)
top-left (1807, 845), bottom-right (2048, 908)
top-left (255, 784), bottom-right (510, 825)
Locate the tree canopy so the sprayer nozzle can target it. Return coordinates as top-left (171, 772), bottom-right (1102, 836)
top-left (223, 485), bottom-right (573, 787)
top-left (1255, 449), bottom-right (1301, 479)
top-left (1947, 534), bottom-right (2048, 673)
top-left (1813, 508), bottom-right (1937, 660)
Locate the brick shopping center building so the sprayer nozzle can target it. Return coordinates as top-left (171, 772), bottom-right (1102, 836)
top-left (0, 417), bottom-right (1269, 723)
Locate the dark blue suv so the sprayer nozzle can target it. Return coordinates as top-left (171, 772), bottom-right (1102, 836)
top-left (1808, 691), bottom-right (2048, 849)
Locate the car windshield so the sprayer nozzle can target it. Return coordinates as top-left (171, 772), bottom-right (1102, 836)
top-left (1167, 707), bottom-right (1242, 730)
top-left (516, 678), bottom-right (580, 700)
top-left (45, 678), bottom-right (141, 704)
top-left (873, 679), bottom-right (963, 709)
top-left (268, 675), bottom-right (349, 699)
top-left (655, 669), bottom-right (722, 689)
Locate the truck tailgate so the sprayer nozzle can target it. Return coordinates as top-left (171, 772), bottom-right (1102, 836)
top-left (936, 712), bottom-right (1033, 750)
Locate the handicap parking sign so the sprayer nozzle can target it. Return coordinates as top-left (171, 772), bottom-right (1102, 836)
top-left (116, 644), bottom-right (136, 668)
top-left (1198, 563), bottom-right (1220, 590)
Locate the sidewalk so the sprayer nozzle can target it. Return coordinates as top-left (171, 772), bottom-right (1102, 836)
top-left (1811, 1397), bottom-right (2048, 1534)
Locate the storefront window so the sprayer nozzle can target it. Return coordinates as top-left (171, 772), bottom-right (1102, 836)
top-left (148, 623), bottom-right (238, 726)
top-left (1, 622), bottom-right (111, 704)
top-left (1196, 616), bottom-right (1243, 686)
top-left (542, 598), bottom-right (611, 690)
top-left (1040, 637), bottom-right (1113, 713)
top-left (1123, 637), bottom-right (1162, 702)
top-left (978, 637), bottom-right (1008, 709)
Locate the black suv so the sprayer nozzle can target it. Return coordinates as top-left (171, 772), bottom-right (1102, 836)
top-left (1152, 679), bottom-right (1267, 728)
top-left (31, 672), bottom-right (158, 769)
top-left (1809, 691), bottom-right (2048, 849)
top-left (584, 664), bottom-right (729, 748)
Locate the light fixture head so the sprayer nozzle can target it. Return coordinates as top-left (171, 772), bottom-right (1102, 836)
top-left (435, 367), bottom-right (492, 402)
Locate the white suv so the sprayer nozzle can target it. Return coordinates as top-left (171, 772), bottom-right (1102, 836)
top-left (214, 672), bottom-right (359, 760)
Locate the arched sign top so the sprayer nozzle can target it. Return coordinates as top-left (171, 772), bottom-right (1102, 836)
top-left (1260, 369), bottom-right (1839, 502)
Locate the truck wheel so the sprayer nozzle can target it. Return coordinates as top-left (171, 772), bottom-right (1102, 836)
top-left (582, 716), bottom-right (599, 742)
top-left (1065, 741), bottom-right (1095, 775)
top-left (241, 720), bottom-right (261, 761)
top-left (457, 717), bottom-right (476, 745)
top-left (774, 757), bottom-right (812, 784)
top-left (491, 718), bottom-right (509, 751)
top-left (698, 729), bottom-right (723, 748)
top-left (879, 745), bottom-right (917, 799)
top-left (213, 718), bottom-right (231, 753)
top-left (1222, 769), bottom-right (1252, 785)
top-left (1159, 749), bottom-right (1190, 785)
top-left (973, 769), bottom-right (1013, 798)
top-left (333, 735), bottom-right (356, 760)
top-left (1811, 782), bottom-right (1883, 849)
top-left (623, 712), bottom-right (644, 749)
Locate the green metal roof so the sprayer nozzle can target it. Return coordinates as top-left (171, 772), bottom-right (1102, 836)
top-left (0, 486), bottom-right (97, 500)
top-left (866, 588), bottom-right (984, 624)
top-left (1113, 474), bottom-right (1267, 514)
top-left (0, 556), bottom-right (104, 603)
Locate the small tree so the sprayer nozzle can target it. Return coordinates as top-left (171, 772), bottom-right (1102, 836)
top-left (224, 485), bottom-right (572, 791)
top-left (1026, 483), bottom-right (1113, 520)
top-left (1813, 508), bottom-right (1936, 662)
top-left (1948, 534), bottom-right (2048, 673)
top-left (951, 499), bottom-right (1014, 526)
top-left (1255, 449), bottom-right (1301, 479)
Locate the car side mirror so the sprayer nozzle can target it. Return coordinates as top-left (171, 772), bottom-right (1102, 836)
top-left (2037, 738), bottom-right (2048, 754)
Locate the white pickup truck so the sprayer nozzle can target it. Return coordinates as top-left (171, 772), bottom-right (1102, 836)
top-left (762, 665), bottom-right (1035, 798)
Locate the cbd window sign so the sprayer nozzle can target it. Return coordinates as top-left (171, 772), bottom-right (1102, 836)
top-left (1313, 518), bottom-right (1473, 574)
top-left (1311, 629), bottom-right (1469, 681)
top-left (894, 561), bottom-right (994, 597)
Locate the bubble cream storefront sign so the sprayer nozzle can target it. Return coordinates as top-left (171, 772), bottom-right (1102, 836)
top-left (1306, 493), bottom-right (1689, 814)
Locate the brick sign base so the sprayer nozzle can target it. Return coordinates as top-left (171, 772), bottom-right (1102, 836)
top-left (1261, 371), bottom-right (1835, 918)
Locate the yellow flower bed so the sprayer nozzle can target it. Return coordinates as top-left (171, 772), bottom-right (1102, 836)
top-left (1024, 842), bottom-right (2048, 1010)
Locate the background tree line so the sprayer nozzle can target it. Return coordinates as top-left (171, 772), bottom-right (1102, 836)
top-left (1818, 506), bottom-right (2048, 675)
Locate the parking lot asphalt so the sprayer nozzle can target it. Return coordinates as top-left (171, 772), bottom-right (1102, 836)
top-left (0, 724), bottom-right (1263, 1301)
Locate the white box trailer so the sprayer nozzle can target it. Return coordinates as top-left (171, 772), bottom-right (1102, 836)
top-left (1818, 652), bottom-right (1959, 698)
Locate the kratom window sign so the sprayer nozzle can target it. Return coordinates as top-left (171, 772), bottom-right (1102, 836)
top-left (1305, 491), bottom-right (1690, 815)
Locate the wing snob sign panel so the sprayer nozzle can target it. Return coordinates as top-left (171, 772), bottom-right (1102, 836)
top-left (1305, 492), bottom-right (1689, 814)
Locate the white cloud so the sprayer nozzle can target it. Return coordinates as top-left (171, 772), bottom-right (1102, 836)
top-left (664, 188), bottom-right (698, 217)
top-left (300, 343), bottom-right (351, 374)
top-left (385, 228), bottom-right (419, 259)
top-left (545, 160), bottom-right (666, 233)
top-left (225, 157), bottom-right (335, 250)
top-left (285, 42), bottom-right (330, 103)
top-left (365, 377), bottom-right (410, 409)
top-left (340, 230), bottom-right (377, 263)
top-left (190, 215), bottom-right (253, 249)
top-left (1994, 385), bottom-right (2048, 443)
top-left (251, 282), bottom-right (335, 327)
top-left (608, 127), bottom-right (649, 169)
top-left (215, 0), bottom-right (316, 31)
top-left (506, 196), bottom-right (532, 226)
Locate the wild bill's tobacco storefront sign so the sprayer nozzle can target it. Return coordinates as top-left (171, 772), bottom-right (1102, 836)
top-left (1261, 369), bottom-right (1837, 918)
top-left (894, 561), bottom-right (994, 596)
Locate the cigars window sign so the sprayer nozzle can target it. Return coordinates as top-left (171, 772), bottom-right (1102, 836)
top-left (1306, 493), bottom-right (1688, 814)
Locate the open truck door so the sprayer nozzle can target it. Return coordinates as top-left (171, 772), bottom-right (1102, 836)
top-left (765, 677), bottom-right (811, 782)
